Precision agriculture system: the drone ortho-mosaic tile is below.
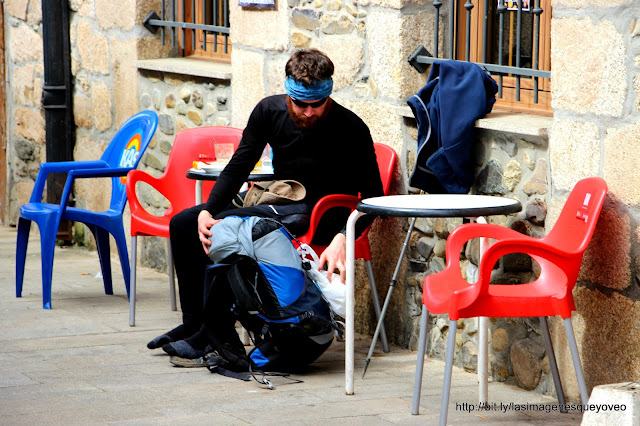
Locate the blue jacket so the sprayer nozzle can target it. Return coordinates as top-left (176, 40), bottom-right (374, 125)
top-left (408, 60), bottom-right (498, 194)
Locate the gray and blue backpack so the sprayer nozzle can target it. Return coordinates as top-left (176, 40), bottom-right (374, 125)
top-left (203, 215), bottom-right (335, 378)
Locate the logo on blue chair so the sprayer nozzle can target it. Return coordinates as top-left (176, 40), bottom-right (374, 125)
top-left (119, 133), bottom-right (142, 184)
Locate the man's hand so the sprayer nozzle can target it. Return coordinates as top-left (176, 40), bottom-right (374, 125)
top-left (197, 210), bottom-right (221, 255)
top-left (318, 233), bottom-right (347, 283)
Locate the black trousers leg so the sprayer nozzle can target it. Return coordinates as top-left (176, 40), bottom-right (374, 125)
top-left (169, 204), bottom-right (210, 334)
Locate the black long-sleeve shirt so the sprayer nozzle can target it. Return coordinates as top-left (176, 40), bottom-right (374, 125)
top-left (204, 95), bottom-right (384, 241)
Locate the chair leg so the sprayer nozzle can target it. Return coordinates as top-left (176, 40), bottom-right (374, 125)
top-left (365, 259), bottom-right (390, 353)
top-left (540, 316), bottom-right (567, 409)
top-left (167, 241), bottom-right (177, 311)
top-left (112, 224), bottom-right (131, 298)
top-left (563, 317), bottom-right (590, 406)
top-left (412, 304), bottom-right (430, 415)
top-left (129, 236), bottom-right (137, 327)
top-left (16, 217), bottom-right (31, 298)
top-left (39, 220), bottom-right (58, 310)
top-left (440, 320), bottom-right (457, 426)
top-left (90, 225), bottom-right (114, 295)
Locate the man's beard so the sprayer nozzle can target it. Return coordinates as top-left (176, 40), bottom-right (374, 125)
top-left (286, 98), bottom-right (330, 130)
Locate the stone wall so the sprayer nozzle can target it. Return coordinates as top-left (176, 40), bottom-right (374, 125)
top-left (5, 0), bottom-right (44, 225)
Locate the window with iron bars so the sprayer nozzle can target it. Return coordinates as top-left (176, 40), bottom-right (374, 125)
top-left (410, 0), bottom-right (551, 115)
top-left (144, 0), bottom-right (231, 62)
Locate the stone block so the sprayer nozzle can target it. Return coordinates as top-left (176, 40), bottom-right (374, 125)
top-left (73, 95), bottom-right (92, 128)
top-left (320, 14), bottom-right (355, 35)
top-left (334, 99), bottom-right (403, 152)
top-left (551, 18), bottom-right (625, 117)
top-left (9, 24), bottom-right (43, 64)
top-left (317, 37), bottom-right (363, 90)
top-left (291, 30), bottom-right (311, 48)
top-left (27, 0), bottom-right (42, 26)
top-left (549, 119), bottom-right (600, 191)
top-left (92, 81), bottom-right (113, 131)
top-left (265, 55), bottom-right (289, 97)
top-left (582, 382), bottom-right (640, 426)
top-left (522, 158), bottom-right (548, 196)
top-left (231, 48), bottom-right (265, 128)
top-left (5, 0), bottom-right (29, 20)
top-left (604, 122), bottom-right (640, 205)
top-left (77, 20), bottom-right (110, 74)
top-left (492, 328), bottom-right (509, 352)
top-left (230, 2), bottom-right (290, 50)
top-left (291, 8), bottom-right (322, 31)
top-left (366, 9), bottom-right (431, 100)
top-left (14, 107), bottom-right (45, 144)
top-left (510, 338), bottom-right (544, 390)
top-left (69, 0), bottom-right (92, 16)
top-left (503, 159), bottom-right (522, 192)
top-left (136, 35), bottom-right (174, 61)
top-left (96, 0), bottom-right (136, 30)
top-left (580, 199), bottom-right (631, 291)
top-left (12, 65), bottom-right (36, 106)
top-left (110, 38), bottom-right (139, 126)
top-left (476, 159), bottom-right (507, 195)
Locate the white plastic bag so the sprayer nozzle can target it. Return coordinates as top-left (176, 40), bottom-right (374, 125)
top-left (298, 244), bottom-right (346, 318)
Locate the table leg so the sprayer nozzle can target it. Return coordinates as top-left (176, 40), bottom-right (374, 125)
top-left (346, 209), bottom-right (365, 395)
top-left (196, 181), bottom-right (203, 205)
top-left (476, 217), bottom-right (489, 404)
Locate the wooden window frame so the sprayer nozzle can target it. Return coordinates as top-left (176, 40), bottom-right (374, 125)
top-left (456, 0), bottom-right (552, 115)
top-left (178, 0), bottom-right (232, 63)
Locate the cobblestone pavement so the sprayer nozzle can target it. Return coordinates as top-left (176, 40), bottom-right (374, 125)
top-left (0, 226), bottom-right (583, 425)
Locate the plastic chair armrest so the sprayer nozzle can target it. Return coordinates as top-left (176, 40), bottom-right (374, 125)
top-left (477, 236), bottom-right (573, 294)
top-left (56, 167), bottom-right (133, 217)
top-left (125, 170), bottom-right (175, 218)
top-left (305, 194), bottom-right (360, 241)
top-left (30, 161), bottom-right (110, 203)
top-left (444, 222), bottom-right (533, 267)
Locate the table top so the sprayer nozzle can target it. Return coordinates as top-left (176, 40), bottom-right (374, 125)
top-left (357, 194), bottom-right (522, 217)
top-left (186, 169), bottom-right (274, 181)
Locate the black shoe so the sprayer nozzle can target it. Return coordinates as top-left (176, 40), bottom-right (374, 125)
top-left (147, 324), bottom-right (190, 349)
top-left (162, 340), bottom-right (213, 359)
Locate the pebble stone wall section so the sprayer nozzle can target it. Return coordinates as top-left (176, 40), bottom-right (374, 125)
top-left (133, 72), bottom-right (232, 270)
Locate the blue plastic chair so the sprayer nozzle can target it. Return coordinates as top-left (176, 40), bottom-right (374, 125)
top-left (16, 110), bottom-right (158, 309)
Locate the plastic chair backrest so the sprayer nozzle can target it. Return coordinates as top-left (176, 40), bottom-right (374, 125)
top-left (373, 143), bottom-right (397, 197)
top-left (165, 126), bottom-right (243, 211)
top-left (102, 110), bottom-right (158, 211)
top-left (543, 177), bottom-right (608, 256)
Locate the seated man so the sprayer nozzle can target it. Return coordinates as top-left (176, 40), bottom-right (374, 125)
top-left (147, 48), bottom-right (384, 360)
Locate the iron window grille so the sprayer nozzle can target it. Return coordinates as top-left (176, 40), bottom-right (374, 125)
top-left (409, 0), bottom-right (551, 115)
top-left (144, 0), bottom-right (231, 60)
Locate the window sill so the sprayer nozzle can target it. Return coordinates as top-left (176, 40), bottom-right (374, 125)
top-left (397, 106), bottom-right (552, 138)
top-left (133, 57), bottom-right (232, 81)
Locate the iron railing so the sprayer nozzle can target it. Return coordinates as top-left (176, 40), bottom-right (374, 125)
top-left (409, 0), bottom-right (550, 105)
top-left (143, 0), bottom-right (230, 54)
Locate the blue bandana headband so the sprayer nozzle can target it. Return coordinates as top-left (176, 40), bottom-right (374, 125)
top-left (284, 76), bottom-right (333, 100)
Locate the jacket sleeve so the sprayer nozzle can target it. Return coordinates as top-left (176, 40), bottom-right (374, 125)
top-left (203, 104), bottom-right (266, 215)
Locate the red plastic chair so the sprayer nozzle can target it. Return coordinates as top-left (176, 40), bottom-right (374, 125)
top-left (297, 143), bottom-right (397, 351)
top-left (412, 177), bottom-right (608, 424)
top-left (126, 126), bottom-right (243, 326)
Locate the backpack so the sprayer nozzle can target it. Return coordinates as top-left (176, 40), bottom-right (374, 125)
top-left (203, 215), bottom-right (335, 376)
